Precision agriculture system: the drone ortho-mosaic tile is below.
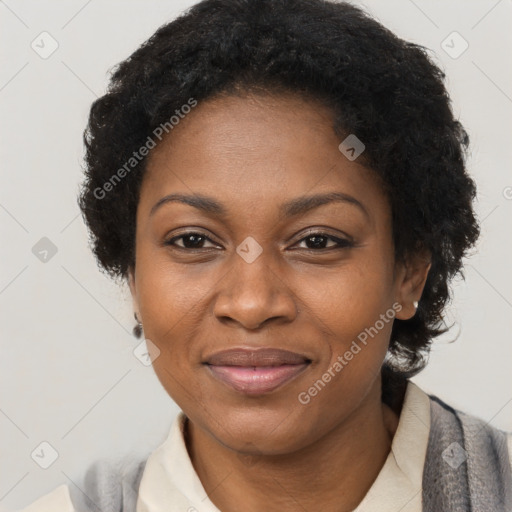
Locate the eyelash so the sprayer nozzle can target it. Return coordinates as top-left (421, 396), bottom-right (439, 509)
top-left (164, 231), bottom-right (354, 251)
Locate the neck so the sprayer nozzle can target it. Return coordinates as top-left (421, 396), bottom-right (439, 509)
top-left (186, 379), bottom-right (400, 512)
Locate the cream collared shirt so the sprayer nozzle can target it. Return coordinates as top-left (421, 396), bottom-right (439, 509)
top-left (18, 382), bottom-right (512, 512)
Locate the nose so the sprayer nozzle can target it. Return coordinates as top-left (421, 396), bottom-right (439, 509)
top-left (213, 250), bottom-right (298, 330)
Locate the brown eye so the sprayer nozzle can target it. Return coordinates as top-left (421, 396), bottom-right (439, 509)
top-left (165, 232), bottom-right (218, 249)
top-left (295, 233), bottom-right (353, 250)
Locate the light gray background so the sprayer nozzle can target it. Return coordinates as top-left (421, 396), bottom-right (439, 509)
top-left (1, 0), bottom-right (511, 509)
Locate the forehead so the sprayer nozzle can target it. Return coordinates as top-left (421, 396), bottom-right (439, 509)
top-left (147, 93), bottom-right (337, 171)
top-left (139, 93), bottom-right (387, 222)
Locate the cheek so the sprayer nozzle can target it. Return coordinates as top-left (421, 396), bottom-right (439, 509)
top-left (136, 241), bottom-right (214, 330)
top-left (298, 254), bottom-right (396, 344)
top-left (295, 257), bottom-right (396, 389)
top-left (134, 249), bottom-right (223, 405)
top-left (138, 268), bottom-right (212, 355)
top-left (287, 269), bottom-right (396, 441)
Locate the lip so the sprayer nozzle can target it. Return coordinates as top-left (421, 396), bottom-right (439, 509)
top-left (204, 348), bottom-right (311, 395)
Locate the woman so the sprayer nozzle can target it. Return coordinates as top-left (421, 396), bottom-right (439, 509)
top-left (19, 0), bottom-right (512, 510)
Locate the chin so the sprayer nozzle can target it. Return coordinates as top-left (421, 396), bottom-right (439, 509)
top-left (200, 403), bottom-right (318, 455)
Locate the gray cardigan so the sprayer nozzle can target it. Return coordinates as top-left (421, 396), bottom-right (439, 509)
top-left (69, 392), bottom-right (512, 511)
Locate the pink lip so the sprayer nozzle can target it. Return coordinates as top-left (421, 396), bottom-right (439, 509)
top-left (204, 348), bottom-right (311, 395)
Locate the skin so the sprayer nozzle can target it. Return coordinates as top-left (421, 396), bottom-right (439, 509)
top-left (129, 92), bottom-right (431, 512)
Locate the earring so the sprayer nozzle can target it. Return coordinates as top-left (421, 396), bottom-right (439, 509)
top-left (133, 312), bottom-right (143, 339)
top-left (413, 301), bottom-right (419, 309)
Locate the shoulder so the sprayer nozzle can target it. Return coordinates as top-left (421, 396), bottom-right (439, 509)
top-left (422, 389), bottom-right (512, 509)
top-left (15, 485), bottom-right (74, 512)
top-left (73, 455), bottom-right (148, 511)
top-left (508, 432), bottom-right (512, 469)
top-left (454, 401), bottom-right (512, 471)
top-left (15, 455), bottom-right (148, 512)
top-left (427, 391), bottom-right (511, 439)
top-left (425, 390), bottom-right (512, 459)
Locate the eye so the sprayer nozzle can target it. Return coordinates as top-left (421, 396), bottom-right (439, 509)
top-left (164, 230), bottom-right (353, 252)
top-left (293, 232), bottom-right (354, 250)
top-left (165, 232), bottom-right (220, 250)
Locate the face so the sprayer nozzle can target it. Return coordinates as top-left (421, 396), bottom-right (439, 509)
top-left (129, 92), bottom-right (426, 455)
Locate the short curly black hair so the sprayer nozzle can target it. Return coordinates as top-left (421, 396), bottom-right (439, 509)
top-left (78, 0), bottom-right (479, 381)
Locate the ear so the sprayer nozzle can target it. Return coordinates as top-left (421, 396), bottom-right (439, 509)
top-left (394, 251), bottom-right (431, 320)
top-left (128, 267), bottom-right (140, 318)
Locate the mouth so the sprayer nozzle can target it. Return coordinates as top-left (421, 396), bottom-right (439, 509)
top-left (204, 348), bottom-right (311, 395)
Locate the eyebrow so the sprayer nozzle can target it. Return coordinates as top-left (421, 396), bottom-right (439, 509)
top-left (149, 192), bottom-right (369, 219)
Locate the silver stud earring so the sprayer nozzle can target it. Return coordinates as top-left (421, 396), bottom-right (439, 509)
top-left (413, 300), bottom-right (419, 309)
top-left (133, 312), bottom-right (143, 339)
